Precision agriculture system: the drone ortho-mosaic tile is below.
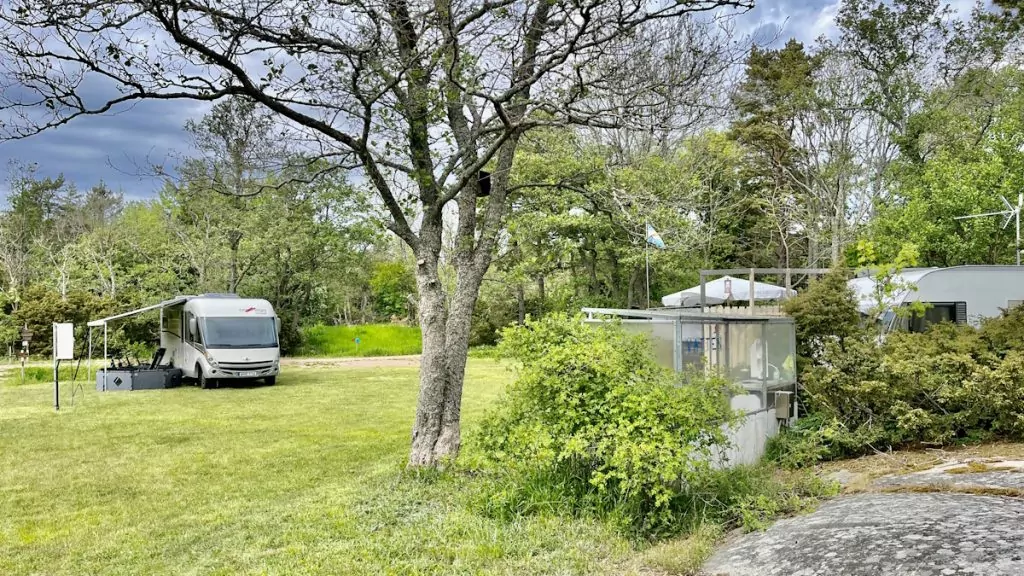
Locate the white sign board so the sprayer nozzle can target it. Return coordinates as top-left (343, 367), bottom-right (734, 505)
top-left (53, 323), bottom-right (74, 360)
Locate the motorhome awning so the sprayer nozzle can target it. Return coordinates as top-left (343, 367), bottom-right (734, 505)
top-left (86, 296), bottom-right (195, 381)
top-left (87, 296), bottom-right (193, 327)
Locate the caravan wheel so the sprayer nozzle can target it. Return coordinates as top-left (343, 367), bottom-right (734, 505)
top-left (198, 365), bottom-right (214, 389)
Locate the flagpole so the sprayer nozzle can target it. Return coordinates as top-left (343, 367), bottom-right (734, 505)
top-left (645, 223), bottom-right (651, 309)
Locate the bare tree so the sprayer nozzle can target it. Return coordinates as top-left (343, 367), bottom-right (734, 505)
top-left (583, 15), bottom-right (749, 164)
top-left (0, 0), bottom-right (750, 467)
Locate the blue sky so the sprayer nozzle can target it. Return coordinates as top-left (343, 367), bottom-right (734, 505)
top-left (0, 0), bottom-right (844, 201)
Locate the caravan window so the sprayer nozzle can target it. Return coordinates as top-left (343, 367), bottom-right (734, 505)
top-left (908, 302), bottom-right (966, 333)
top-left (185, 311), bottom-right (201, 344)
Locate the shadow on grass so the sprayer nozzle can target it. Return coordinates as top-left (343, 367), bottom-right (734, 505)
top-left (185, 378), bottom-right (277, 390)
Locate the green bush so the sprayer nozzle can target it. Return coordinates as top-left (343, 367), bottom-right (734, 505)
top-left (667, 463), bottom-right (839, 533)
top-left (793, 308), bottom-right (1024, 459)
top-left (980, 302), bottom-right (1024, 356)
top-left (765, 415), bottom-right (832, 469)
top-left (472, 314), bottom-right (741, 533)
top-left (781, 268), bottom-right (861, 373)
top-left (369, 261), bottom-right (416, 319)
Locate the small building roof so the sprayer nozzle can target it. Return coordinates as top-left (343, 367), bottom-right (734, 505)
top-left (581, 307), bottom-right (793, 324)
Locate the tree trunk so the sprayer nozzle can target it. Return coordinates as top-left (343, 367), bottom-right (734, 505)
top-left (831, 193), bottom-right (845, 265)
top-left (228, 233), bottom-right (241, 293)
top-left (408, 244), bottom-right (485, 467)
top-left (537, 275), bottom-right (545, 316)
top-left (516, 282), bottom-right (526, 325)
top-left (587, 248), bottom-right (599, 296)
top-left (626, 266), bottom-right (640, 309)
top-left (807, 236), bottom-right (818, 269)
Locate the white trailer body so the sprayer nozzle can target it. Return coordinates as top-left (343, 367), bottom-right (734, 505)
top-left (849, 266), bottom-right (1024, 331)
top-left (161, 295), bottom-right (280, 385)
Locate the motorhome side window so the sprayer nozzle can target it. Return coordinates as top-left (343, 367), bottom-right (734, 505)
top-left (185, 312), bottom-right (199, 344)
top-left (908, 302), bottom-right (967, 333)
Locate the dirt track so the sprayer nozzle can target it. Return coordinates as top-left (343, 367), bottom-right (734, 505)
top-left (281, 355), bottom-right (422, 369)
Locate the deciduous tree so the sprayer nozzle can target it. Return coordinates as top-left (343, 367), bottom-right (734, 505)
top-left (0, 0), bottom-right (754, 466)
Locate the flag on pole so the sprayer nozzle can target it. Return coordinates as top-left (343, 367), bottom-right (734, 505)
top-left (645, 223), bottom-right (666, 249)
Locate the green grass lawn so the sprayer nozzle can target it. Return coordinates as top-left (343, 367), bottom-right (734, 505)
top-left (0, 360), bottom-right (648, 575)
top-left (297, 324), bottom-right (422, 357)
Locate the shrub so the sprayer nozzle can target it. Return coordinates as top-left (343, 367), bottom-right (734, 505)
top-left (369, 261), bottom-right (416, 319)
top-left (980, 302), bottom-right (1024, 356)
top-left (795, 309), bottom-right (1024, 458)
top-left (676, 463), bottom-right (839, 532)
top-left (781, 268), bottom-right (860, 372)
top-left (473, 314), bottom-right (739, 533)
top-left (765, 414), bottom-right (832, 469)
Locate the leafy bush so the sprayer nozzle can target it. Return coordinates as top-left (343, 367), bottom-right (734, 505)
top-left (980, 302), bottom-right (1024, 356)
top-left (790, 308), bottom-right (1024, 460)
top-left (473, 314), bottom-right (742, 533)
top-left (468, 281), bottom-right (520, 347)
top-left (781, 268), bottom-right (860, 372)
top-left (673, 463), bottom-right (839, 532)
top-left (369, 261), bottom-right (416, 319)
top-left (765, 414), bottom-right (832, 469)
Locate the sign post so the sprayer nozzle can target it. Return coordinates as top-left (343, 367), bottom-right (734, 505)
top-left (20, 326), bottom-right (32, 386)
top-left (52, 323), bottom-right (74, 411)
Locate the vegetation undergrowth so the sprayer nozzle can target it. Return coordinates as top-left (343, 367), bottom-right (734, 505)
top-left (772, 271), bottom-right (1024, 469)
top-left (7, 365), bottom-right (88, 386)
top-left (296, 323), bottom-right (422, 356)
top-left (467, 314), bottom-right (837, 555)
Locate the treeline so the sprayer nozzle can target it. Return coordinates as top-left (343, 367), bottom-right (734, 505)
top-left (4, 0), bottom-right (1024, 353)
top-left (0, 100), bottom-right (417, 355)
top-left (473, 0), bottom-right (1024, 340)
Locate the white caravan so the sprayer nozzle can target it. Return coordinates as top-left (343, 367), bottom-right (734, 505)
top-left (160, 295), bottom-right (280, 388)
top-left (849, 266), bottom-right (1024, 332)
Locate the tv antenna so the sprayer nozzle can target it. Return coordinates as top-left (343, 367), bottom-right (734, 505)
top-left (955, 193), bottom-right (1022, 266)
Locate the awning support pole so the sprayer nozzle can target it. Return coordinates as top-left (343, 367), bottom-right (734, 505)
top-left (87, 326), bottom-right (92, 383)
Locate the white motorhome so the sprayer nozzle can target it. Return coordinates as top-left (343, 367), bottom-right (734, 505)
top-left (849, 266), bottom-right (1024, 332)
top-left (89, 294), bottom-right (280, 390)
top-left (161, 295), bottom-right (280, 388)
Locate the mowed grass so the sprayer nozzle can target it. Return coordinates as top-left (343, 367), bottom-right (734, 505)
top-left (0, 360), bottom-right (641, 576)
top-left (297, 324), bottom-right (422, 357)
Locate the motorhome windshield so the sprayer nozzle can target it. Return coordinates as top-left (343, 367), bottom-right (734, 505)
top-left (203, 317), bottom-right (278, 349)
